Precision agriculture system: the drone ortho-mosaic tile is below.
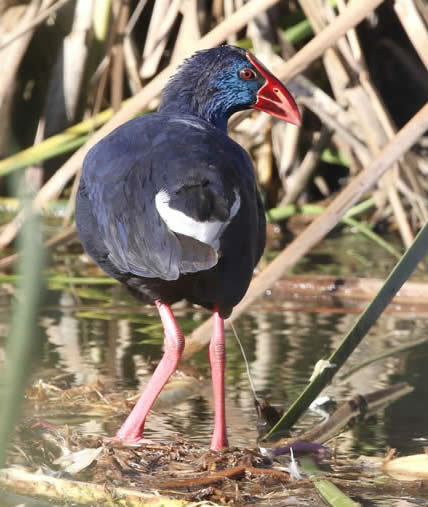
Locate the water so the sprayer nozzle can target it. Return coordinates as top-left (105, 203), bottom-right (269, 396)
top-left (1, 236), bottom-right (428, 504)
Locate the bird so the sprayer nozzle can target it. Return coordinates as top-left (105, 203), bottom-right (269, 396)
top-left (75, 45), bottom-right (301, 451)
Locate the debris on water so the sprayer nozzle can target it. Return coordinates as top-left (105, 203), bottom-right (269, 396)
top-left (4, 378), bottom-right (427, 505)
top-left (6, 420), bottom-right (302, 505)
top-left (276, 383), bottom-right (414, 448)
top-left (4, 379), bottom-right (316, 504)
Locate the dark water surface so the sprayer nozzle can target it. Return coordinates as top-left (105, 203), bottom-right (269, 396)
top-left (1, 235), bottom-right (428, 505)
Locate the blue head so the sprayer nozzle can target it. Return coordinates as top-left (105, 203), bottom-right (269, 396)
top-left (158, 45), bottom-right (301, 132)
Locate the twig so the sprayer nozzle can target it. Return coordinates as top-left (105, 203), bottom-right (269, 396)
top-left (273, 0), bottom-right (384, 83)
top-left (170, 0), bottom-right (201, 65)
top-left (161, 465), bottom-right (289, 488)
top-left (414, 0), bottom-right (428, 26)
top-left (396, 175), bottom-right (428, 223)
top-left (123, 36), bottom-right (143, 94)
top-left (267, 202), bottom-right (402, 258)
top-left (299, 0), bottom-right (351, 98)
top-left (345, 57), bottom-right (415, 247)
top-left (110, 0), bottom-right (130, 112)
top-left (384, 171), bottom-right (414, 247)
top-left (281, 127), bottom-right (332, 206)
top-left (125, 0), bottom-right (148, 35)
top-left (305, 0), bottom-right (415, 247)
top-left (40, 0), bottom-right (93, 160)
top-left (294, 77), bottom-right (368, 156)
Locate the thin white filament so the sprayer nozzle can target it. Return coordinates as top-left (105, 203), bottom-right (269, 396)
top-left (230, 322), bottom-right (258, 400)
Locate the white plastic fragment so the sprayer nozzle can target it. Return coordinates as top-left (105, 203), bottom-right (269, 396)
top-left (54, 447), bottom-right (103, 475)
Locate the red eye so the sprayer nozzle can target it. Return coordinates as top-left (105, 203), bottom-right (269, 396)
top-left (239, 68), bottom-right (256, 80)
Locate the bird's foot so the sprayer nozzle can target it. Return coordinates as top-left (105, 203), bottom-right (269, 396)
top-left (210, 434), bottom-right (229, 451)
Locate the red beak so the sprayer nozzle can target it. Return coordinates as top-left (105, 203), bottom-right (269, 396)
top-left (247, 51), bottom-right (301, 126)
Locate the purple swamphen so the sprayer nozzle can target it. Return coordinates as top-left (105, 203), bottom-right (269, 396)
top-left (76, 45), bottom-right (301, 450)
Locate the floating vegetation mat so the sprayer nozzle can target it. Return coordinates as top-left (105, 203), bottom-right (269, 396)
top-left (2, 380), bottom-right (428, 506)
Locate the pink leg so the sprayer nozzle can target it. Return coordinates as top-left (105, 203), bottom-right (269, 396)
top-left (209, 306), bottom-right (229, 450)
top-left (116, 300), bottom-right (184, 442)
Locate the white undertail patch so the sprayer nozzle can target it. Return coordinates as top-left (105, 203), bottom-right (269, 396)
top-left (155, 188), bottom-right (241, 250)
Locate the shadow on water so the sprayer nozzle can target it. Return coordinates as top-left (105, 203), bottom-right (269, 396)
top-left (1, 235), bottom-right (428, 505)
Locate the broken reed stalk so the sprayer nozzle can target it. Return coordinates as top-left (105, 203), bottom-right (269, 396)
top-left (184, 101), bottom-right (428, 358)
top-left (271, 274), bottom-right (428, 307)
top-left (0, 468), bottom-right (189, 507)
top-left (263, 221), bottom-right (428, 439)
top-left (0, 0), bottom-right (385, 249)
top-left (299, 457), bottom-right (360, 507)
top-left (292, 383), bottom-right (413, 445)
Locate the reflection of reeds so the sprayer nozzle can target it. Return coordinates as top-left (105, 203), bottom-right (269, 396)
top-left (0, 207), bottom-right (44, 466)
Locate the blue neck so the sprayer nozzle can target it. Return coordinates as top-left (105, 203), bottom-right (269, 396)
top-left (159, 90), bottom-right (240, 133)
